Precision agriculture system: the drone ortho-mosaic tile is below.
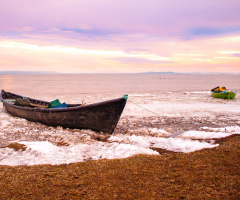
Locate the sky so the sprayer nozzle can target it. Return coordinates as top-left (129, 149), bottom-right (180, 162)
top-left (0, 0), bottom-right (240, 74)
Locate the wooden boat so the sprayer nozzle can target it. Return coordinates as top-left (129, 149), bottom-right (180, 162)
top-left (0, 90), bottom-right (128, 134)
top-left (211, 86), bottom-right (236, 99)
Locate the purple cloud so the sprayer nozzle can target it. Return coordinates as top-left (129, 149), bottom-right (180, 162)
top-left (1, 0), bottom-right (240, 39)
top-left (232, 53), bottom-right (240, 57)
top-left (188, 26), bottom-right (240, 37)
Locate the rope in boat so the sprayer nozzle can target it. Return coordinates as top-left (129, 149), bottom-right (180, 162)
top-left (3, 99), bottom-right (15, 103)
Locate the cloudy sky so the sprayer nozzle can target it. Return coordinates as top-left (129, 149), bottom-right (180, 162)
top-left (0, 0), bottom-right (240, 73)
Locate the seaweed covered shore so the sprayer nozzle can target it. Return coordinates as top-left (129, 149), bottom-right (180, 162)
top-left (0, 134), bottom-right (239, 199)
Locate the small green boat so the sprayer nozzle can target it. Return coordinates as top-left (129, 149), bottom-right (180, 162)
top-left (211, 86), bottom-right (236, 99)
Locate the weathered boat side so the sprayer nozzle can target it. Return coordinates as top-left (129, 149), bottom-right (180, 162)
top-left (1, 90), bottom-right (127, 134)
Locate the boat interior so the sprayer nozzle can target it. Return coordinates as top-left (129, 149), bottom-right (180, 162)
top-left (1, 91), bottom-right (83, 108)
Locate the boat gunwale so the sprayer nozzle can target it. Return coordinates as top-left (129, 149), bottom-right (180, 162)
top-left (1, 90), bottom-right (125, 113)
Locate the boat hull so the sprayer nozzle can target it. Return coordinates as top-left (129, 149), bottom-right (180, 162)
top-left (211, 91), bottom-right (236, 99)
top-left (1, 90), bottom-right (127, 134)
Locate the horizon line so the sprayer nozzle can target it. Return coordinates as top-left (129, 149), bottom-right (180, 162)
top-left (0, 70), bottom-right (239, 75)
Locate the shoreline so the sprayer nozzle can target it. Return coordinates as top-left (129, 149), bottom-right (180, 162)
top-left (0, 112), bottom-right (239, 166)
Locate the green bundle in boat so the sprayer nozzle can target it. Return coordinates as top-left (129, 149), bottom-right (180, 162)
top-left (48, 99), bottom-right (68, 108)
top-left (48, 99), bottom-right (61, 108)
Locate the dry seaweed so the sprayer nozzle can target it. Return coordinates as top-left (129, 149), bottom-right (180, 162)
top-left (2, 142), bottom-right (27, 151)
top-left (0, 135), bottom-right (239, 199)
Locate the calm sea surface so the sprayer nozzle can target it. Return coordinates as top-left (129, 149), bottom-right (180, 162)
top-left (0, 74), bottom-right (239, 106)
top-left (0, 74), bottom-right (239, 95)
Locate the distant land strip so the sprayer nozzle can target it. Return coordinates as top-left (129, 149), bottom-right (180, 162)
top-left (0, 71), bottom-right (239, 75)
top-left (0, 71), bottom-right (59, 75)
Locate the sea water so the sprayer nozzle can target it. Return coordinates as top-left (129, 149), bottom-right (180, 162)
top-left (1, 73), bottom-right (240, 94)
top-left (0, 74), bottom-right (239, 165)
